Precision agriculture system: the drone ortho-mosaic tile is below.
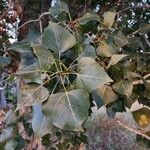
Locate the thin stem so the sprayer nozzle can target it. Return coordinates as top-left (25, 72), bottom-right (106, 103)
top-left (114, 118), bottom-right (150, 141)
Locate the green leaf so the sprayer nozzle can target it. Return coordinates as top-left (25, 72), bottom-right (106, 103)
top-left (113, 80), bottom-right (133, 98)
top-left (49, 1), bottom-right (70, 19)
top-left (79, 13), bottom-right (100, 25)
top-left (103, 11), bottom-right (116, 28)
top-left (107, 54), bottom-right (127, 68)
top-left (32, 104), bottom-right (52, 138)
top-left (42, 22), bottom-right (76, 54)
top-left (0, 127), bottom-right (14, 142)
top-left (76, 57), bottom-right (113, 92)
top-left (33, 45), bottom-right (55, 71)
top-left (132, 107), bottom-right (150, 128)
top-left (8, 40), bottom-right (31, 53)
top-left (16, 63), bottom-right (42, 84)
top-left (43, 89), bottom-right (90, 131)
top-left (113, 31), bottom-right (128, 47)
top-left (96, 85), bottom-right (118, 104)
top-left (4, 109), bottom-right (17, 125)
top-left (4, 140), bottom-right (17, 150)
top-left (16, 84), bottom-right (49, 110)
top-left (0, 56), bottom-right (11, 68)
top-left (96, 40), bottom-right (117, 57)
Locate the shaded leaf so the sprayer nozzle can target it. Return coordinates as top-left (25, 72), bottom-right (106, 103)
top-left (132, 107), bottom-right (150, 128)
top-left (138, 23), bottom-right (150, 34)
top-left (114, 31), bottom-right (128, 47)
top-left (4, 109), bottom-right (17, 125)
top-left (43, 89), bottom-right (90, 131)
top-left (96, 85), bottom-right (118, 104)
top-left (0, 127), bottom-right (14, 142)
top-left (113, 80), bottom-right (133, 98)
top-left (0, 56), bottom-right (11, 68)
top-left (49, 1), bottom-right (70, 18)
top-left (42, 22), bottom-right (76, 54)
top-left (16, 84), bottom-right (49, 110)
top-left (32, 104), bottom-right (52, 138)
top-left (77, 57), bottom-right (113, 92)
top-left (33, 45), bottom-right (55, 70)
top-left (16, 63), bottom-right (42, 84)
top-left (103, 11), bottom-right (116, 28)
top-left (107, 54), bottom-right (127, 68)
top-left (4, 140), bottom-right (17, 150)
top-left (8, 40), bottom-right (31, 53)
top-left (79, 13), bottom-right (100, 25)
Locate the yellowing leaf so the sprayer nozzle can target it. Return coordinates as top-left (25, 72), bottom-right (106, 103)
top-left (107, 54), bottom-right (127, 68)
top-left (96, 41), bottom-right (116, 57)
top-left (103, 11), bottom-right (116, 27)
top-left (132, 108), bottom-right (150, 128)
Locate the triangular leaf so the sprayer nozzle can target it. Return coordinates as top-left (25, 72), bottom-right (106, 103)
top-left (16, 63), bottom-right (42, 84)
top-left (16, 84), bottom-right (49, 110)
top-left (33, 45), bottom-right (55, 71)
top-left (49, 1), bottom-right (70, 19)
top-left (42, 22), bottom-right (76, 54)
top-left (79, 13), bottom-right (100, 25)
top-left (113, 80), bottom-right (133, 98)
top-left (32, 104), bottom-right (52, 138)
top-left (76, 57), bottom-right (113, 92)
top-left (96, 85), bottom-right (118, 104)
top-left (114, 31), bottom-right (128, 47)
top-left (103, 11), bottom-right (116, 28)
top-left (43, 89), bottom-right (90, 131)
top-left (8, 40), bottom-right (31, 53)
top-left (96, 40), bottom-right (117, 57)
top-left (107, 54), bottom-right (127, 68)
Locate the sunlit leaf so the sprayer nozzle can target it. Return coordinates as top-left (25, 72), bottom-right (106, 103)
top-left (79, 13), bottom-right (100, 25)
top-left (42, 22), bottom-right (76, 54)
top-left (32, 104), bottom-right (52, 138)
top-left (16, 84), bottom-right (49, 110)
top-left (113, 80), bottom-right (133, 98)
top-left (43, 89), bottom-right (90, 131)
top-left (33, 45), bottom-right (55, 70)
top-left (103, 11), bottom-right (116, 27)
top-left (132, 107), bottom-right (150, 128)
top-left (96, 40), bottom-right (116, 57)
top-left (96, 85), bottom-right (118, 104)
top-left (107, 54), bottom-right (127, 68)
top-left (77, 57), bottom-right (113, 92)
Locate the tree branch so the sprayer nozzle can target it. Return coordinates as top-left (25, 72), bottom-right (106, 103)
top-left (117, 4), bottom-right (150, 14)
top-left (115, 118), bottom-right (150, 141)
top-left (18, 12), bottom-right (52, 31)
